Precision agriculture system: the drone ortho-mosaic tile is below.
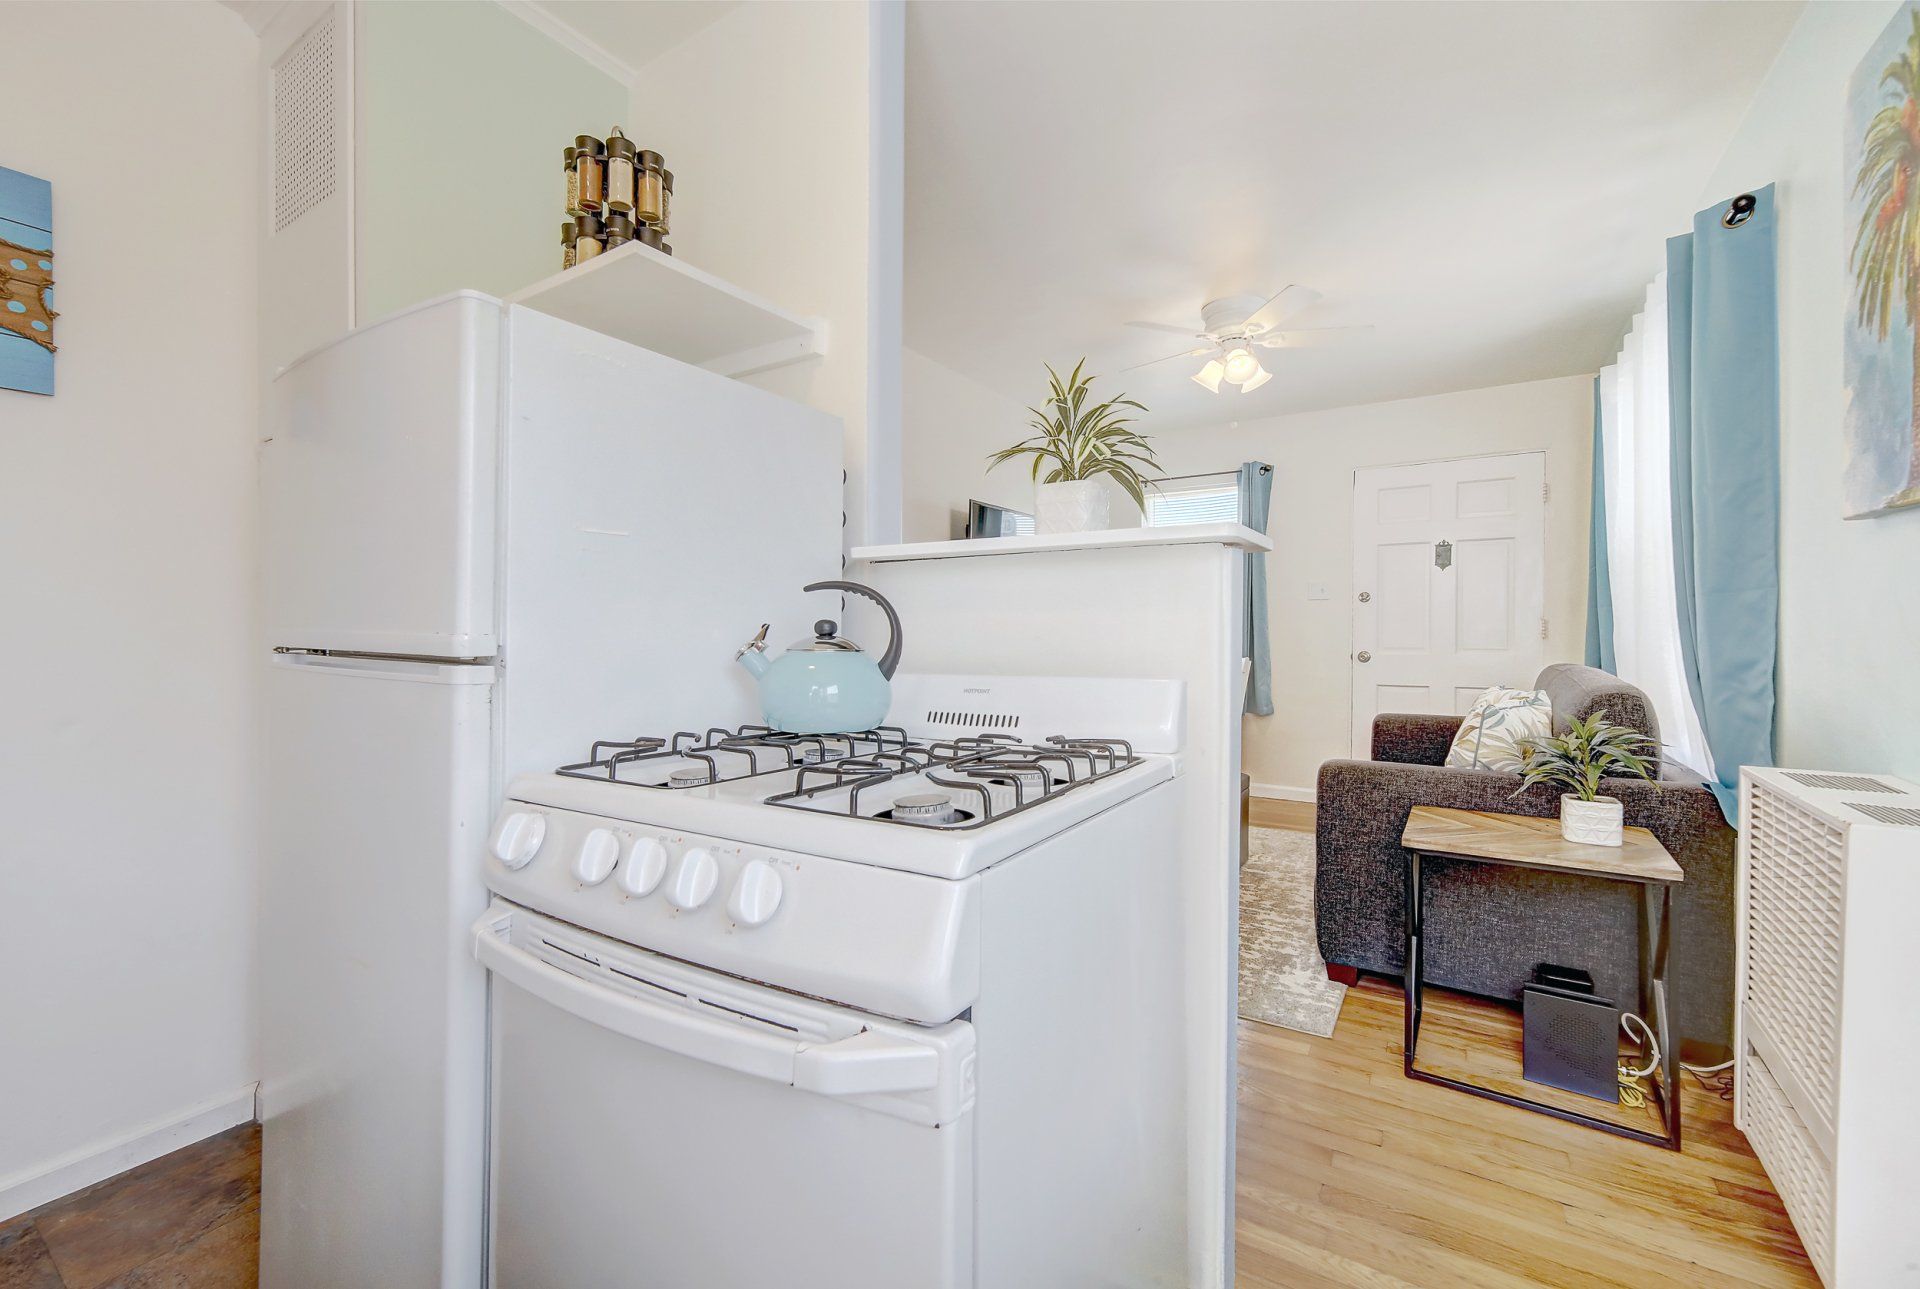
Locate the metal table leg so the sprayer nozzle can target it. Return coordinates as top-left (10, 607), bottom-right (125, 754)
top-left (1402, 853), bottom-right (1681, 1151)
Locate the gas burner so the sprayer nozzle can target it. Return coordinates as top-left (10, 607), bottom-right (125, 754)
top-left (765, 735), bottom-right (1139, 830)
top-left (557, 724), bottom-right (916, 789)
top-left (889, 792), bottom-right (962, 826)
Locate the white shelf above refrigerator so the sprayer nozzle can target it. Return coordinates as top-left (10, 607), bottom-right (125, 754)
top-left (506, 241), bottom-right (828, 379)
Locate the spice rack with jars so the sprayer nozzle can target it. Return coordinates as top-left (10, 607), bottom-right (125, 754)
top-left (564, 127), bottom-right (673, 269)
top-left (525, 122), bottom-right (821, 377)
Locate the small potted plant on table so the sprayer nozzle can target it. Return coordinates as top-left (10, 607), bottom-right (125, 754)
top-left (1515, 713), bottom-right (1658, 846)
top-left (987, 360), bottom-right (1162, 533)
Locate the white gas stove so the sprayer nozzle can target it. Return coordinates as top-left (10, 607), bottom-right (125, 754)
top-left (475, 675), bottom-right (1192, 1288)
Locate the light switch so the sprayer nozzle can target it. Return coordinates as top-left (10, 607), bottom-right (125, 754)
top-left (1305, 582), bottom-right (1330, 601)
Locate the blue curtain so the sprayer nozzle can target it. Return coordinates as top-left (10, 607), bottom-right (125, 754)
top-left (1238, 461), bottom-right (1274, 716)
top-left (1666, 186), bottom-right (1780, 823)
top-left (1583, 376), bottom-right (1617, 673)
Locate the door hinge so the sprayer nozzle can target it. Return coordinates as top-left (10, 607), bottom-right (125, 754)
top-left (1542, 481), bottom-right (1551, 503)
top-left (1540, 616), bottom-right (1550, 640)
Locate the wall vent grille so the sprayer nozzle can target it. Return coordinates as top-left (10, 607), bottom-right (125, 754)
top-left (1783, 771), bottom-right (1899, 793)
top-left (1846, 802), bottom-right (1920, 828)
top-left (925, 709), bottom-right (1020, 731)
top-left (270, 10), bottom-right (338, 233)
top-left (1744, 781), bottom-right (1844, 1119)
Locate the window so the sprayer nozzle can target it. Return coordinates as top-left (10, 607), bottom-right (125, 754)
top-left (1145, 478), bottom-right (1242, 527)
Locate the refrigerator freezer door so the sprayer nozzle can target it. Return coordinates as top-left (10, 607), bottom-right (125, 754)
top-left (263, 291), bottom-right (502, 657)
top-left (259, 651), bottom-right (494, 1289)
top-left (498, 307), bottom-right (844, 781)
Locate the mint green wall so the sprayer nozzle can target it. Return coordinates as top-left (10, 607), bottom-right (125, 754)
top-left (356, 1), bottom-right (625, 320)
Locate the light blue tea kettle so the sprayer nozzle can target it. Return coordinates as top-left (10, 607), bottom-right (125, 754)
top-left (735, 580), bottom-right (903, 734)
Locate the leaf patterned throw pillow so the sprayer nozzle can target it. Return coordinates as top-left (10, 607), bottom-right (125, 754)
top-left (1444, 687), bottom-right (1553, 773)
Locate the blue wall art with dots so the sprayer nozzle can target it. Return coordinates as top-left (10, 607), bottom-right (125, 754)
top-left (0, 166), bottom-right (55, 397)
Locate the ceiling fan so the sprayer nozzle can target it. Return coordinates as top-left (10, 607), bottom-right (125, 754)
top-left (1124, 286), bottom-right (1371, 393)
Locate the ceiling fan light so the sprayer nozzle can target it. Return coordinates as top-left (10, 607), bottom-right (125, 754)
top-left (1192, 360), bottom-right (1225, 393)
top-left (1222, 347), bottom-right (1260, 384)
top-left (1238, 364), bottom-right (1272, 393)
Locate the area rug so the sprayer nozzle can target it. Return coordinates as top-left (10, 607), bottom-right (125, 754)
top-left (1239, 825), bottom-right (1347, 1038)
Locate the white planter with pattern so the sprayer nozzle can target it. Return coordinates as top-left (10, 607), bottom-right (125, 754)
top-left (1035, 478), bottom-right (1140, 534)
top-left (1560, 794), bottom-right (1624, 846)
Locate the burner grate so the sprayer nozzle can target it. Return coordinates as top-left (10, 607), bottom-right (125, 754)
top-left (557, 725), bottom-right (913, 788)
top-left (764, 734), bottom-right (1139, 830)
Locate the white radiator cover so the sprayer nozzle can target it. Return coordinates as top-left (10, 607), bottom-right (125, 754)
top-left (1735, 767), bottom-right (1920, 1287)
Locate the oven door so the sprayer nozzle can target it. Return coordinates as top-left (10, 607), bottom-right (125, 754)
top-left (474, 903), bottom-right (976, 1289)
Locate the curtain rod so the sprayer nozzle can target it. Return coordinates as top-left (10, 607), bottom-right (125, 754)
top-left (1157, 464), bottom-right (1273, 485)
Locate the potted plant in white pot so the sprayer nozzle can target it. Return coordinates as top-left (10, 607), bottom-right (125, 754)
top-left (1514, 713), bottom-right (1658, 846)
top-left (987, 360), bottom-right (1161, 534)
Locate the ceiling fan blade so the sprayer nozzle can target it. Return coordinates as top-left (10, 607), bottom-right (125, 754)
top-left (1244, 284), bottom-right (1324, 334)
top-left (1120, 346), bottom-right (1214, 373)
top-left (1124, 320), bottom-right (1206, 337)
top-left (1255, 324), bottom-right (1374, 349)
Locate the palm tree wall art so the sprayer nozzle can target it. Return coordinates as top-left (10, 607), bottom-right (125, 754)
top-left (1846, 2), bottom-right (1920, 517)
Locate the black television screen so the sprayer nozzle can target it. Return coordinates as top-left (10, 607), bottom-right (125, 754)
top-left (966, 499), bottom-right (1035, 538)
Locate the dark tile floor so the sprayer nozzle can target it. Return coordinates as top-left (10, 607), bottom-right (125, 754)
top-left (0, 1124), bottom-right (258, 1289)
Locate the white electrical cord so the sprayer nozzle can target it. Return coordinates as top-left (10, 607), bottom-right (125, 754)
top-left (1619, 1013), bottom-right (1739, 1079)
top-left (1620, 1012), bottom-right (1661, 1079)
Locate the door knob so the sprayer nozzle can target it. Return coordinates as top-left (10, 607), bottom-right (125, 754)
top-left (1357, 591), bottom-right (1371, 603)
top-left (1356, 651), bottom-right (1373, 663)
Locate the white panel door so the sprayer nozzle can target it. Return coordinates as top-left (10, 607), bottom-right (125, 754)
top-left (262, 291), bottom-right (501, 656)
top-left (1350, 453), bottom-right (1546, 754)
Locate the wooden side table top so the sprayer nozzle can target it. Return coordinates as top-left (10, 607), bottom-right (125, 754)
top-left (1401, 806), bottom-right (1683, 885)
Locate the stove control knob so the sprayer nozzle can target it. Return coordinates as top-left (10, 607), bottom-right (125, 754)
top-left (666, 847), bottom-right (719, 911)
top-left (491, 812), bottom-right (546, 870)
top-left (573, 829), bottom-right (620, 886)
top-left (618, 837), bottom-right (669, 897)
top-left (727, 859), bottom-right (783, 928)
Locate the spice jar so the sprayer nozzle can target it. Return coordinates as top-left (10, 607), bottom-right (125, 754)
top-left (563, 145), bottom-right (580, 217)
top-left (604, 129), bottom-right (637, 216)
top-left (635, 223), bottom-right (672, 257)
top-left (603, 213), bottom-right (635, 250)
top-left (573, 135), bottom-right (605, 213)
top-left (635, 150), bottom-right (666, 226)
top-left (659, 169), bottom-right (673, 234)
top-left (561, 219), bottom-right (578, 270)
top-left (573, 213), bottom-right (605, 262)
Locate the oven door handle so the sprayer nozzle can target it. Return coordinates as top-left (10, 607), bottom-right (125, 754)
top-left (475, 911), bottom-right (800, 1084)
top-left (475, 910), bottom-right (943, 1097)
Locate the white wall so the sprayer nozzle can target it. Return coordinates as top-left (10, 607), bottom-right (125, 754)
top-left (901, 346), bottom-right (1034, 541)
top-left (0, 0), bottom-right (259, 1204)
top-left (1698, 0), bottom-right (1920, 779)
top-left (355, 1), bottom-right (627, 320)
top-left (1157, 376), bottom-right (1594, 794)
top-left (627, 0), bottom-right (901, 548)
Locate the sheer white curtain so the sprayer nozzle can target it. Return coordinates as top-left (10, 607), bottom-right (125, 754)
top-left (1595, 273), bottom-right (1716, 778)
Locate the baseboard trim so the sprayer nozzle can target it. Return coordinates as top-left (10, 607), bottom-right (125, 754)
top-left (0, 1084), bottom-right (259, 1222)
top-left (1252, 782), bottom-right (1314, 803)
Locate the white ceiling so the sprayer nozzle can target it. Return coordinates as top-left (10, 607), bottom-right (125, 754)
top-left (527, 1), bottom-right (738, 80)
top-left (906, 0), bottom-right (1803, 427)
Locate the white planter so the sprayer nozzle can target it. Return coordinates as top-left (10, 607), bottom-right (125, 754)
top-left (1034, 477), bottom-right (1141, 534)
top-left (1560, 794), bottom-right (1624, 846)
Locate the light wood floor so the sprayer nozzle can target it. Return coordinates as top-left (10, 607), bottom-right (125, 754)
top-left (2, 796), bottom-right (1814, 1288)
top-left (1238, 804), bottom-right (1817, 1288)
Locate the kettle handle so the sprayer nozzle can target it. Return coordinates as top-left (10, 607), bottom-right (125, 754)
top-left (803, 580), bottom-right (902, 680)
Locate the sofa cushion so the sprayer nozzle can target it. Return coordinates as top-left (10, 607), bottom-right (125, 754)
top-left (1444, 686), bottom-right (1552, 773)
top-left (1535, 663), bottom-right (1663, 772)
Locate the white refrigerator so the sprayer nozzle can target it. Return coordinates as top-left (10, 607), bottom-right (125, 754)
top-left (257, 291), bottom-right (842, 1287)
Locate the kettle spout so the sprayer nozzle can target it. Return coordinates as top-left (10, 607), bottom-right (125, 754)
top-left (735, 624), bottom-right (771, 678)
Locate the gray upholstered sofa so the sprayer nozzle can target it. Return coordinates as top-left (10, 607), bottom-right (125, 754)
top-left (1314, 663), bottom-right (1736, 1055)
